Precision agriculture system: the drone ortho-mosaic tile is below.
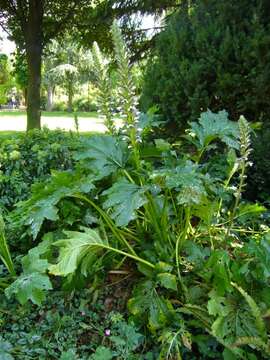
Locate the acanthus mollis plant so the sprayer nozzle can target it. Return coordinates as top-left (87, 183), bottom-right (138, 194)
top-left (91, 41), bottom-right (117, 135)
top-left (91, 20), bottom-right (142, 169)
top-left (111, 20), bottom-right (142, 169)
top-left (5, 22), bottom-right (270, 360)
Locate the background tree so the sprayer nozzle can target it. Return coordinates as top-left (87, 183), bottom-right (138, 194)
top-left (76, 0), bottom-right (181, 60)
top-left (0, 0), bottom-right (104, 130)
top-left (0, 53), bottom-right (14, 105)
top-left (141, 0), bottom-right (270, 132)
top-left (49, 64), bottom-right (78, 112)
top-left (43, 40), bottom-right (65, 112)
top-left (12, 50), bottom-right (28, 106)
top-left (44, 38), bottom-right (90, 112)
top-left (0, 0), bottom-right (181, 129)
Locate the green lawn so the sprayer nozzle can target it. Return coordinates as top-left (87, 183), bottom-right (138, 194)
top-left (0, 110), bottom-right (113, 133)
top-left (0, 110), bottom-right (98, 118)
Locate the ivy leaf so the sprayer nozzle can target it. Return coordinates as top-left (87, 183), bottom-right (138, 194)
top-left (5, 272), bottom-right (52, 306)
top-left (75, 135), bottom-right (128, 177)
top-left (102, 179), bottom-right (148, 227)
top-left (187, 110), bottom-right (239, 150)
top-left (157, 273), bottom-right (177, 291)
top-left (0, 337), bottom-right (14, 360)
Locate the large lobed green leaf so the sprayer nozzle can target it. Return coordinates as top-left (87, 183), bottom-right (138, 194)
top-left (102, 178), bottom-right (148, 227)
top-left (49, 228), bottom-right (108, 277)
top-left (207, 290), bottom-right (261, 345)
top-left (155, 161), bottom-right (207, 205)
top-left (12, 171), bottom-right (94, 239)
top-left (75, 135), bottom-right (128, 177)
top-left (128, 280), bottom-right (173, 332)
top-left (187, 110), bottom-right (239, 150)
top-left (5, 233), bottom-right (54, 306)
top-left (5, 272), bottom-right (52, 306)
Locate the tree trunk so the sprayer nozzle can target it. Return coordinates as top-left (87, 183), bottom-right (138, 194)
top-left (46, 85), bottom-right (54, 111)
top-left (25, 0), bottom-right (43, 130)
top-left (67, 81), bottom-right (73, 112)
top-left (23, 88), bottom-right (27, 107)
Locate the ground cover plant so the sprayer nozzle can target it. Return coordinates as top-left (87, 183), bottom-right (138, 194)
top-left (1, 22), bottom-right (270, 359)
top-left (0, 285), bottom-right (157, 359)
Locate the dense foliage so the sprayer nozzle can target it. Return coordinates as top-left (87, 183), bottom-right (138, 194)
top-left (141, 0), bottom-right (270, 131)
top-left (246, 124), bottom-right (270, 204)
top-left (1, 22), bottom-right (270, 360)
top-left (0, 129), bottom-right (79, 209)
top-left (0, 287), bottom-right (157, 359)
top-left (0, 53), bottom-right (14, 105)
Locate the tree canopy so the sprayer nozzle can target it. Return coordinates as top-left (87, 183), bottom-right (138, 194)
top-left (0, 0), bottom-right (181, 129)
top-left (0, 0), bottom-right (103, 129)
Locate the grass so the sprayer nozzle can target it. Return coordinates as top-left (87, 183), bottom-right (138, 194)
top-left (0, 110), bottom-right (99, 118)
top-left (0, 130), bottom-right (101, 138)
top-left (0, 110), bottom-right (109, 133)
top-left (0, 110), bottom-right (121, 133)
top-left (0, 131), bottom-right (22, 140)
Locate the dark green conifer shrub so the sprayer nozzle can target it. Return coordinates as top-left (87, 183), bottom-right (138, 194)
top-left (141, 0), bottom-right (270, 132)
top-left (246, 124), bottom-right (270, 203)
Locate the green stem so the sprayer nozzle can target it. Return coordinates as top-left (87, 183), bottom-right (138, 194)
top-left (122, 169), bottom-right (135, 184)
top-left (70, 194), bottom-right (137, 256)
top-left (175, 207), bottom-right (190, 301)
top-left (0, 227), bottom-right (16, 276)
top-left (226, 162), bottom-right (246, 237)
top-left (99, 244), bottom-right (154, 269)
top-left (145, 193), bottom-right (170, 247)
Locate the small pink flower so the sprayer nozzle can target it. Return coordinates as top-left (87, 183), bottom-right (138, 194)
top-left (104, 329), bottom-right (111, 336)
top-left (81, 311), bottom-right (86, 316)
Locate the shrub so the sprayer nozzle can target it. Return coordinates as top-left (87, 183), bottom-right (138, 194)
top-left (0, 128), bottom-right (80, 209)
top-left (73, 97), bottom-right (98, 112)
top-left (246, 124), bottom-right (270, 203)
top-left (141, 0), bottom-right (270, 132)
top-left (51, 100), bottom-right (67, 112)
